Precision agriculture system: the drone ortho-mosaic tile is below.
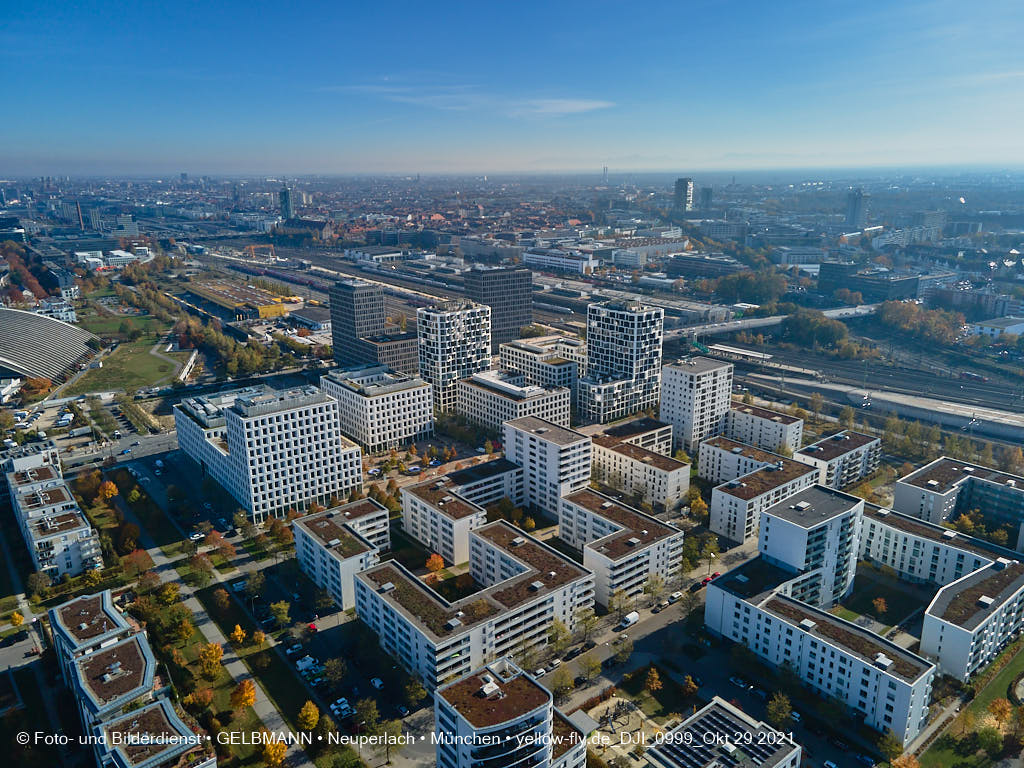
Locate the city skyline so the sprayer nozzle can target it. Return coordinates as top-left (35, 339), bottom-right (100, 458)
top-left (4, 0), bottom-right (1024, 175)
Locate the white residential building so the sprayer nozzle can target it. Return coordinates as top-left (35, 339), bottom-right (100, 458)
top-left (660, 357), bottom-right (734, 452)
top-left (435, 658), bottom-right (587, 768)
top-left (445, 458), bottom-right (524, 509)
top-left (522, 249), bottom-right (599, 274)
top-left (591, 436), bottom-right (689, 511)
top-left (354, 521), bottom-right (595, 689)
top-left (759, 485), bottom-right (863, 609)
top-left (970, 317), bottom-right (1024, 338)
top-left (578, 300), bottom-right (663, 424)
top-left (499, 336), bottom-right (586, 399)
top-left (709, 457), bottom-right (818, 543)
top-left (174, 385), bottom-right (362, 523)
top-left (585, 416), bottom-right (673, 456)
top-left (647, 697), bottom-right (801, 768)
top-left (417, 301), bottom-right (492, 414)
top-left (559, 489), bottom-right (684, 607)
top-left (401, 476), bottom-right (488, 565)
top-left (698, 436), bottom-right (791, 486)
top-left (49, 591), bottom-right (135, 686)
top-left (503, 417), bottom-right (591, 519)
top-left (456, 370), bottom-right (570, 431)
top-left (321, 365), bottom-right (434, 454)
top-left (795, 431), bottom-right (881, 490)
top-left (36, 297), bottom-right (78, 323)
top-left (293, 503), bottom-right (384, 610)
top-left (6, 461), bottom-right (101, 580)
top-left (725, 403), bottom-right (804, 454)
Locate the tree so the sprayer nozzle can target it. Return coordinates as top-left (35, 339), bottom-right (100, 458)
top-left (252, 629), bottom-right (266, 647)
top-left (765, 692), bottom-right (792, 727)
top-left (231, 679), bottom-right (256, 709)
top-left (313, 713), bottom-right (336, 751)
top-left (977, 726), bottom-right (1003, 758)
top-left (988, 697), bottom-right (1012, 724)
top-left (614, 638), bottom-right (633, 664)
top-left (84, 569), bottom-right (102, 588)
top-left (426, 553), bottom-right (444, 572)
top-left (98, 480), bottom-right (119, 501)
top-left (550, 666), bottom-right (574, 698)
top-left (356, 698), bottom-right (381, 735)
top-left (10, 611), bottom-right (24, 627)
top-left (574, 607), bottom-right (599, 642)
top-left (689, 496), bottom-right (708, 524)
top-left (158, 582), bottom-right (180, 605)
top-left (643, 574), bottom-right (666, 604)
top-left (324, 658), bottom-right (347, 687)
top-left (891, 755), bottom-right (920, 768)
top-left (839, 406), bottom-right (855, 430)
top-left (404, 679), bottom-right (426, 708)
top-left (872, 597), bottom-right (888, 617)
top-left (547, 619), bottom-right (571, 655)
top-left (270, 600), bottom-right (290, 627)
top-left (298, 700), bottom-right (320, 731)
top-left (877, 729), bottom-right (903, 761)
top-left (522, 516), bottom-right (536, 531)
top-left (645, 667), bottom-right (663, 693)
top-left (261, 737), bottom-right (287, 768)
top-left (810, 392), bottom-right (824, 422)
top-left (212, 588), bottom-right (230, 612)
top-left (189, 553), bottom-right (213, 587)
top-left (682, 675), bottom-right (699, 698)
top-left (579, 653), bottom-right (601, 682)
top-left (26, 572), bottom-right (50, 599)
top-left (246, 570), bottom-right (265, 599)
top-left (230, 624), bottom-right (247, 646)
top-left (198, 643), bottom-right (223, 679)
top-left (609, 589), bottom-right (630, 619)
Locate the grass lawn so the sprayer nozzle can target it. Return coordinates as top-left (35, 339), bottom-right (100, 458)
top-left (618, 664), bottom-right (699, 723)
top-left (77, 312), bottom-right (165, 337)
top-left (835, 563), bottom-right (930, 624)
top-left (921, 644), bottom-right (1024, 768)
top-left (240, 538), bottom-right (271, 562)
top-left (65, 336), bottom-right (179, 395)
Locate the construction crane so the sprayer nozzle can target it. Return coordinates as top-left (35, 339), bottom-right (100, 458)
top-left (245, 244), bottom-right (276, 260)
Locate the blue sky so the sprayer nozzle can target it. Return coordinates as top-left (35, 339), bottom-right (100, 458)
top-left (2, 0), bottom-right (1023, 174)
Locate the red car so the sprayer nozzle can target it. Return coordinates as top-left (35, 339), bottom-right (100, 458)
top-left (712, 571), bottom-right (721, 578)
top-left (701, 577), bottom-right (712, 585)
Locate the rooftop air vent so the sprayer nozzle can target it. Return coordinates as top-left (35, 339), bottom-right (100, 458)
top-left (529, 581), bottom-right (545, 591)
top-left (978, 595), bottom-right (995, 607)
top-left (379, 582), bottom-right (395, 593)
top-left (799, 618), bottom-right (816, 630)
top-left (601, 502), bottom-right (613, 508)
top-left (480, 674), bottom-right (494, 685)
top-left (510, 536), bottom-right (526, 547)
top-left (627, 537), bottom-right (641, 547)
top-left (445, 618), bottom-right (462, 630)
top-left (962, 467), bottom-right (975, 473)
top-left (942, 530), bottom-right (957, 539)
top-left (328, 538), bottom-right (341, 547)
top-left (731, 447), bottom-right (743, 454)
top-left (926, 479), bottom-right (939, 487)
top-left (874, 653), bottom-right (893, 670)
top-left (480, 681), bottom-right (500, 697)
top-left (795, 501), bottom-right (811, 511)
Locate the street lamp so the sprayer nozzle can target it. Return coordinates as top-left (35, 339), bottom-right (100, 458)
top-left (707, 552), bottom-right (716, 576)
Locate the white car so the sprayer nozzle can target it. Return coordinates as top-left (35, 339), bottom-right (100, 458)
top-left (371, 677), bottom-right (384, 690)
top-left (533, 668), bottom-right (547, 678)
top-left (189, 532), bottom-right (204, 542)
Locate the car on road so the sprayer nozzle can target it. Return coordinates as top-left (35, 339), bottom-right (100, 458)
top-left (154, 469), bottom-right (161, 475)
top-left (203, 502), bottom-right (213, 511)
top-left (428, 459), bottom-right (442, 467)
top-left (120, 449), bottom-right (132, 455)
top-left (652, 601), bottom-right (669, 613)
top-left (712, 571), bottom-right (721, 578)
top-left (533, 668), bottom-right (547, 678)
top-left (574, 675), bottom-right (588, 687)
top-left (131, 441), bottom-right (140, 446)
top-left (396, 705), bottom-right (410, 717)
top-left (231, 580), bottom-right (248, 592)
top-left (367, 468), bottom-right (382, 477)
top-left (189, 531), bottom-right (205, 541)
top-left (729, 676), bottom-right (751, 689)
top-left (701, 576), bottom-right (712, 586)
top-left (563, 647), bottom-right (582, 661)
top-left (546, 659), bottom-right (561, 671)
top-left (854, 755), bottom-right (875, 766)
top-left (791, 711), bottom-right (801, 723)
top-left (370, 677), bottom-right (384, 690)
top-left (285, 644), bottom-right (302, 656)
top-left (668, 591), bottom-right (683, 603)
top-left (824, 762), bottom-right (838, 768)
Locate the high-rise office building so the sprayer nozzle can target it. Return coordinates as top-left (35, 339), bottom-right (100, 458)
top-left (417, 300), bottom-right (491, 413)
top-left (660, 357), bottom-right (733, 451)
top-left (463, 266), bottom-right (532, 351)
top-left (577, 300), bottom-right (663, 423)
top-left (674, 177), bottom-right (694, 211)
top-left (700, 186), bottom-right (713, 210)
top-left (845, 188), bottom-right (868, 229)
top-left (279, 186), bottom-right (295, 219)
top-left (329, 280), bottom-right (386, 366)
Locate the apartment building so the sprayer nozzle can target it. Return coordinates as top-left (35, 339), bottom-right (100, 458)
top-left (49, 591), bottom-right (136, 685)
top-left (705, 560), bottom-right (935, 746)
top-left (402, 476), bottom-right (488, 564)
top-left (417, 301), bottom-right (492, 414)
top-left (759, 486), bottom-right (863, 609)
top-left (6, 460), bottom-right (101, 580)
top-left (522, 249), bottom-right (599, 274)
top-left (588, 416), bottom-right (673, 456)
top-left (590, 436), bottom-right (689, 511)
top-left (795, 431), bottom-right (881, 490)
top-left (725, 402), bottom-right (804, 454)
top-left (71, 632), bottom-right (163, 730)
top-left (293, 503), bottom-right (385, 610)
top-left (174, 385), bottom-right (363, 523)
top-left (463, 266), bottom-right (533, 351)
top-left (892, 458), bottom-right (1024, 549)
top-left (921, 559), bottom-right (1024, 681)
top-left (320, 365), bottom-right (434, 454)
top-left (660, 357), bottom-right (733, 452)
top-left (559, 489), bottom-right (684, 607)
top-left (446, 458), bottom-right (524, 509)
top-left (697, 436), bottom-right (793, 486)
top-left (709, 457), bottom-right (818, 543)
top-left (503, 417), bottom-right (591, 519)
top-left (456, 370), bottom-right (571, 431)
top-left (500, 336), bottom-right (586, 399)
top-left (435, 658), bottom-right (586, 768)
top-left (92, 698), bottom-right (214, 768)
top-left (647, 697), bottom-right (801, 768)
top-left (354, 521), bottom-right (594, 689)
top-left (578, 301), bottom-right (663, 424)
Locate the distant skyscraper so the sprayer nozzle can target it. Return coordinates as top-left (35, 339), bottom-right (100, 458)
top-left (845, 189), bottom-right (868, 229)
top-left (463, 266), bottom-right (532, 351)
top-left (602, 165), bottom-right (609, 183)
top-left (674, 177), bottom-right (694, 211)
top-left (279, 186), bottom-right (295, 219)
top-left (700, 186), bottom-right (713, 210)
top-left (417, 301), bottom-right (491, 413)
top-left (330, 280), bottom-right (386, 366)
top-left (180, 172), bottom-right (188, 182)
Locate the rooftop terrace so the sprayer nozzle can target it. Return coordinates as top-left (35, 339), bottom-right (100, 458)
top-left (930, 559), bottom-right (1024, 630)
top-left (796, 430), bottom-right (878, 462)
top-left (716, 459), bottom-right (817, 501)
top-left (438, 660), bottom-right (550, 729)
top-left (563, 489), bottom-right (681, 561)
top-left (898, 457), bottom-right (1024, 494)
top-left (52, 591), bottom-right (130, 646)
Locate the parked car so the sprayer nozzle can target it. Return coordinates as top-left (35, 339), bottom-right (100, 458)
top-left (653, 601), bottom-right (669, 613)
top-left (370, 677), bottom-right (384, 690)
top-left (729, 676), bottom-right (750, 689)
top-left (396, 705), bottom-right (410, 717)
top-left (546, 659), bottom-right (561, 671)
top-left (285, 644), bottom-right (302, 656)
top-left (791, 711), bottom-right (801, 723)
top-left (582, 640), bottom-right (597, 651)
top-left (189, 532), bottom-right (204, 542)
top-left (855, 755), bottom-right (875, 766)
top-left (428, 459), bottom-right (442, 467)
top-left (824, 762), bottom-right (838, 768)
top-left (533, 668), bottom-right (547, 678)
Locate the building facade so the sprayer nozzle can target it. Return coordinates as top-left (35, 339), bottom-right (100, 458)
top-left (500, 336), bottom-right (586, 401)
top-left (463, 266), bottom-right (533, 351)
top-left (417, 301), bottom-right (492, 414)
top-left (725, 403), bottom-right (804, 454)
top-left (503, 417), bottom-right (591, 519)
top-left (456, 370), bottom-right (571, 431)
top-left (591, 436), bottom-right (689, 511)
top-left (795, 431), bottom-right (881, 490)
top-left (401, 477), bottom-right (488, 564)
top-left (660, 358), bottom-right (734, 452)
top-left (709, 458), bottom-right (818, 543)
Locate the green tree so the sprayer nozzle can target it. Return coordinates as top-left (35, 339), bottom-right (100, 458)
top-left (809, 392), bottom-right (824, 422)
top-left (579, 653), bottom-right (601, 682)
top-left (324, 658), bottom-right (347, 687)
top-left (547, 619), bottom-right (571, 655)
top-left (614, 638), bottom-right (634, 664)
top-left (404, 679), bottom-right (426, 708)
top-left (550, 666), bottom-right (574, 699)
top-left (270, 600), bottom-right (290, 628)
top-left (297, 700), bottom-right (320, 731)
top-left (839, 406), bottom-right (855, 430)
top-left (977, 727), bottom-right (1002, 758)
top-left (765, 692), bottom-right (792, 727)
top-left (355, 698), bottom-right (381, 736)
top-left (608, 589), bottom-right (630, 619)
top-left (876, 729), bottom-right (903, 761)
top-left (643, 573), bottom-right (666, 604)
top-left (574, 607), bottom-right (599, 642)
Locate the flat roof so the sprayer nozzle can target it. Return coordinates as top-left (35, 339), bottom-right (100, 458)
top-left (294, 510), bottom-right (372, 559)
top-left (15, 483), bottom-right (75, 511)
top-left (405, 477), bottom-right (485, 521)
top-left (51, 591), bottom-right (130, 647)
top-left (716, 459), bottom-right (817, 502)
top-left (595, 438), bottom-right (686, 472)
top-left (75, 633), bottom-right (155, 711)
top-left (763, 485), bottom-right (861, 528)
top-left (438, 661), bottom-right (550, 729)
top-left (730, 402), bottom-right (801, 426)
top-left (28, 509), bottom-right (91, 539)
top-left (898, 456), bottom-right (1024, 494)
top-left (649, 696), bottom-right (800, 768)
top-left (701, 435), bottom-right (783, 465)
top-left (930, 560), bottom-right (1024, 630)
top-left (459, 374), bottom-right (561, 401)
top-left (863, 504), bottom-right (1005, 560)
top-left (8, 465), bottom-right (59, 486)
top-left (598, 416), bottom-right (671, 441)
top-left (563, 489), bottom-right (681, 561)
top-left (665, 356), bottom-right (732, 375)
top-left (796, 430), bottom-right (878, 462)
top-left (504, 416), bottom-right (588, 447)
top-left (447, 458), bottom-right (521, 487)
top-left (765, 596), bottom-right (932, 682)
top-left (98, 699), bottom-right (206, 768)
top-left (713, 556), bottom-right (795, 602)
